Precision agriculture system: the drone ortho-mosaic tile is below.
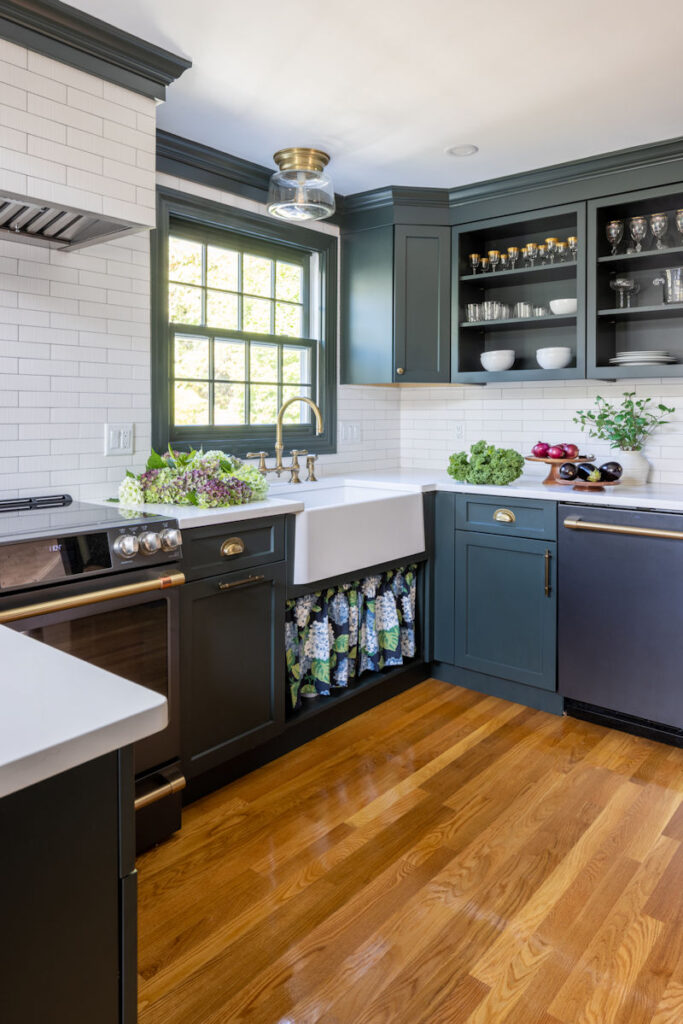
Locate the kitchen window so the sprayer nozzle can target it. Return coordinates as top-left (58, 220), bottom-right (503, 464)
top-left (152, 189), bottom-right (337, 456)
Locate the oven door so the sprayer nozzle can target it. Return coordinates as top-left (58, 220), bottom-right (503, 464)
top-left (0, 569), bottom-right (183, 775)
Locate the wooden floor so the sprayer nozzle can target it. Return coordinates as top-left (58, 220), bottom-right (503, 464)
top-left (137, 680), bottom-right (683, 1024)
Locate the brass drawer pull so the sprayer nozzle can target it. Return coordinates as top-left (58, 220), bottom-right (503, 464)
top-left (221, 537), bottom-right (245, 557)
top-left (544, 549), bottom-right (551, 597)
top-left (134, 766), bottom-right (186, 811)
top-left (218, 574), bottom-right (265, 592)
top-left (493, 508), bottom-right (516, 524)
top-left (564, 517), bottom-right (683, 540)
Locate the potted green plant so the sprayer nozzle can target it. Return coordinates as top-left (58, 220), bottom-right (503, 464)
top-left (573, 392), bottom-right (674, 485)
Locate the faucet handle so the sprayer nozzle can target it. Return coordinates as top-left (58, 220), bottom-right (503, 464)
top-left (246, 451), bottom-right (269, 474)
top-left (306, 454), bottom-right (318, 482)
top-left (288, 449), bottom-right (308, 484)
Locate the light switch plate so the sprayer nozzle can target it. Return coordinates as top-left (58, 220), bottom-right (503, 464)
top-left (104, 422), bottom-right (134, 456)
top-left (454, 423), bottom-right (465, 441)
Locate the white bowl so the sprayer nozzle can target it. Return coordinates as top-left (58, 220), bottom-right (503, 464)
top-left (536, 346), bottom-right (572, 369)
top-left (480, 349), bottom-right (515, 372)
top-left (549, 298), bottom-right (578, 315)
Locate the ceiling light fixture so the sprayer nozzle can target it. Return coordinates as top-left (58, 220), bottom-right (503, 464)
top-left (445, 144), bottom-right (479, 157)
top-left (267, 148), bottom-right (335, 221)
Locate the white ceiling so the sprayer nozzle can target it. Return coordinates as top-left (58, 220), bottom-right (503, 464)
top-left (71, 0), bottom-right (683, 195)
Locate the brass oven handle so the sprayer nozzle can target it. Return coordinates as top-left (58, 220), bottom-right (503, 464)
top-left (563, 517), bottom-right (683, 541)
top-left (494, 508), bottom-right (516, 523)
top-left (218, 574), bottom-right (265, 592)
top-left (221, 537), bottom-right (245, 557)
top-left (544, 549), bottom-right (551, 597)
top-left (134, 765), bottom-right (186, 811)
top-left (0, 571), bottom-right (186, 624)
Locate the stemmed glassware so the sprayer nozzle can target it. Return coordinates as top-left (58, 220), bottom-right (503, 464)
top-left (488, 249), bottom-right (500, 273)
top-left (469, 253), bottom-right (480, 274)
top-left (610, 276), bottom-right (639, 308)
top-left (556, 241), bottom-right (568, 261)
top-left (526, 242), bottom-right (538, 268)
top-left (676, 210), bottom-right (683, 247)
top-left (480, 256), bottom-right (490, 273)
top-left (499, 253), bottom-right (509, 271)
top-left (629, 216), bottom-right (648, 253)
top-left (567, 236), bottom-right (577, 261)
top-left (545, 237), bottom-right (558, 264)
top-left (507, 246), bottom-right (519, 270)
top-left (650, 213), bottom-right (668, 249)
top-left (606, 220), bottom-right (623, 255)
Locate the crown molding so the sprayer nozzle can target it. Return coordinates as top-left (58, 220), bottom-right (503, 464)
top-left (0, 0), bottom-right (191, 99)
top-left (156, 130), bottom-right (273, 202)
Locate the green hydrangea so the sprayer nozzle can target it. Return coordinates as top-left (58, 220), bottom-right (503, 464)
top-left (118, 475), bottom-right (144, 507)
top-left (232, 463), bottom-right (269, 502)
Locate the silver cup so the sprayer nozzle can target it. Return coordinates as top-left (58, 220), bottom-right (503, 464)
top-left (606, 220), bottom-right (623, 255)
top-left (513, 301), bottom-right (533, 318)
top-left (629, 216), bottom-right (648, 253)
top-left (650, 213), bottom-right (668, 250)
top-left (482, 301), bottom-right (500, 320)
top-left (466, 303), bottom-right (482, 322)
top-left (533, 305), bottom-right (549, 317)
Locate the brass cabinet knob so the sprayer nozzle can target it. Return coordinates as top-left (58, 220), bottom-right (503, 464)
top-left (221, 537), bottom-right (245, 557)
top-left (396, 367), bottom-right (405, 375)
top-left (493, 508), bottom-right (516, 523)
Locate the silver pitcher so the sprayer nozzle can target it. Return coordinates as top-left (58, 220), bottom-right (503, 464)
top-left (653, 268), bottom-right (683, 304)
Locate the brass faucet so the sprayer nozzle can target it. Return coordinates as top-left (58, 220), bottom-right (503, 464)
top-left (247, 397), bottom-right (323, 483)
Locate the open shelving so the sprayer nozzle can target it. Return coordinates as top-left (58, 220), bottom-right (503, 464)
top-left (452, 202), bottom-right (586, 383)
top-left (588, 184), bottom-right (683, 378)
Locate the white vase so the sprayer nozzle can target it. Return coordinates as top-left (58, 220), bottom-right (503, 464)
top-left (614, 449), bottom-right (650, 486)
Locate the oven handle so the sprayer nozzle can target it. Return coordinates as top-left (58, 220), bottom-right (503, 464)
top-left (0, 571), bottom-right (186, 624)
top-left (563, 516), bottom-right (683, 541)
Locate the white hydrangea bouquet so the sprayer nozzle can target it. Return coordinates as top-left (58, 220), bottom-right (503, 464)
top-left (117, 448), bottom-right (269, 509)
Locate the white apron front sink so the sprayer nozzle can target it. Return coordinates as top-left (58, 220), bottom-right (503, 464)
top-left (274, 483), bottom-right (425, 585)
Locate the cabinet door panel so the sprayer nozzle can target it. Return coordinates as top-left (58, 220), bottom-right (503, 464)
top-left (394, 225), bottom-right (450, 382)
top-left (454, 532), bottom-right (556, 691)
top-left (182, 564), bottom-right (286, 775)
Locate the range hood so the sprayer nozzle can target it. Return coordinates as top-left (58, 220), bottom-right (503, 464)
top-left (0, 194), bottom-right (144, 251)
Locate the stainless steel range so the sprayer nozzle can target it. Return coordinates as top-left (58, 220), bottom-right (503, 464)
top-left (0, 494), bottom-right (186, 849)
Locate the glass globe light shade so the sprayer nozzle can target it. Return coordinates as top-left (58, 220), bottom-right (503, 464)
top-left (267, 148), bottom-right (335, 221)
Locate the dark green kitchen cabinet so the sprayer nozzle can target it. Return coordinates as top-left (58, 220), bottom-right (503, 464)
top-left (453, 531), bottom-right (557, 692)
top-left (341, 223), bottom-right (451, 383)
top-left (181, 563), bottom-right (286, 777)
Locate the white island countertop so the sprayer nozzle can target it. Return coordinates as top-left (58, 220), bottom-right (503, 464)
top-left (86, 493), bottom-right (304, 528)
top-left (0, 626), bottom-right (167, 799)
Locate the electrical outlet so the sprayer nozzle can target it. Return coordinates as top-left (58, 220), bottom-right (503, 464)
top-left (454, 423), bottom-right (465, 441)
top-left (104, 422), bottom-right (134, 456)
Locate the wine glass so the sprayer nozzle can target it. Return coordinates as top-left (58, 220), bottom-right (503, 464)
top-left (488, 249), bottom-right (500, 273)
top-left (676, 210), bottom-right (683, 247)
top-left (526, 242), bottom-right (538, 268)
top-left (521, 245), bottom-right (529, 266)
top-left (469, 253), bottom-right (480, 274)
top-left (650, 213), bottom-right (668, 250)
top-left (499, 253), bottom-right (509, 271)
top-left (537, 244), bottom-right (548, 264)
top-left (610, 276), bottom-right (639, 308)
top-left (605, 220), bottom-right (624, 255)
top-left (480, 256), bottom-right (490, 273)
top-left (556, 241), bottom-right (568, 261)
top-left (545, 237), bottom-right (559, 264)
top-left (567, 236), bottom-right (578, 261)
top-left (507, 246), bottom-right (519, 270)
top-left (629, 216), bottom-right (648, 253)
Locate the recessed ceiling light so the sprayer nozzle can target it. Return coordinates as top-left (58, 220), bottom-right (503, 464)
top-left (445, 144), bottom-right (479, 157)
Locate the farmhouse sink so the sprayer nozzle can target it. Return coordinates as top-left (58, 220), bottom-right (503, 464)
top-left (273, 482), bottom-right (425, 585)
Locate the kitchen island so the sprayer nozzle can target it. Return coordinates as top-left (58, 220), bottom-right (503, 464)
top-left (0, 626), bottom-right (168, 1024)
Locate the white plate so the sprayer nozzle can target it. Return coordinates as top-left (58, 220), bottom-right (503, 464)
top-left (615, 350), bottom-right (670, 358)
top-left (609, 358), bottom-right (677, 366)
top-left (610, 355), bottom-right (675, 363)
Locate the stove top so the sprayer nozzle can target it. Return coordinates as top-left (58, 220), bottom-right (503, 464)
top-left (0, 495), bottom-right (168, 543)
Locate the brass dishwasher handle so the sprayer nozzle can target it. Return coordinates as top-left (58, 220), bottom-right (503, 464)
top-left (0, 572), bottom-right (186, 624)
top-left (218, 574), bottom-right (265, 592)
top-left (544, 549), bottom-right (551, 596)
top-left (563, 517), bottom-right (683, 540)
top-left (134, 765), bottom-right (186, 811)
top-left (221, 537), bottom-right (245, 557)
top-left (494, 508), bottom-right (516, 523)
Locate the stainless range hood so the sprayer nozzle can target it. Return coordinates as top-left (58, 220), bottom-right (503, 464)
top-left (0, 194), bottom-right (145, 251)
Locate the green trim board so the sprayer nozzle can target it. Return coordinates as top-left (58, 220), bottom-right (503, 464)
top-left (152, 187), bottom-right (338, 457)
top-left (0, 0), bottom-right (190, 99)
top-left (157, 131), bottom-right (273, 204)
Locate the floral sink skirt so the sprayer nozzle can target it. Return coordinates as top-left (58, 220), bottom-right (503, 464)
top-left (285, 564), bottom-right (418, 709)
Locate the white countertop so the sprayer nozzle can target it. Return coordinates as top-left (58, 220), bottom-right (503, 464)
top-left (86, 494), bottom-right (304, 527)
top-left (337, 469), bottom-right (683, 513)
top-left (0, 626), bottom-right (167, 799)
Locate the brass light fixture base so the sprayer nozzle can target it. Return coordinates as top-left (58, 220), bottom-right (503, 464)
top-left (272, 148), bottom-right (330, 174)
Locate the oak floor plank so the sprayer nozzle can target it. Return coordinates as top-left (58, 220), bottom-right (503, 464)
top-left (137, 680), bottom-right (683, 1024)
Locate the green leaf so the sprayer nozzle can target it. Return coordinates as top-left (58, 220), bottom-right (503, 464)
top-left (311, 659), bottom-right (330, 684)
top-left (186, 489), bottom-right (198, 506)
top-left (334, 633), bottom-right (349, 653)
top-left (125, 469), bottom-right (136, 478)
top-left (146, 450), bottom-right (166, 471)
top-left (378, 623), bottom-right (400, 651)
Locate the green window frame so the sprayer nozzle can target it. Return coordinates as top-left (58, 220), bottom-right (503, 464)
top-left (152, 188), bottom-right (338, 457)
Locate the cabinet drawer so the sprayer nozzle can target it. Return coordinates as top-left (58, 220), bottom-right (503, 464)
top-left (181, 516), bottom-right (286, 581)
top-left (455, 493), bottom-right (556, 541)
